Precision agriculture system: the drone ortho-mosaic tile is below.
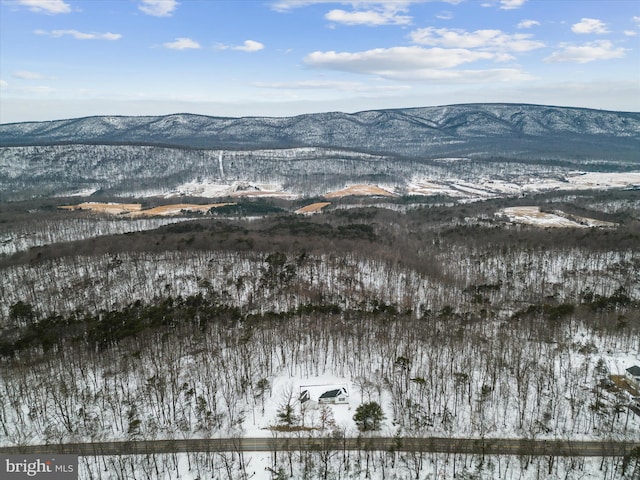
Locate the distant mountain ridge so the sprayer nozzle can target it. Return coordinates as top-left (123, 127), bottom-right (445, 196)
top-left (1, 104), bottom-right (639, 201)
top-left (1, 103), bottom-right (639, 156)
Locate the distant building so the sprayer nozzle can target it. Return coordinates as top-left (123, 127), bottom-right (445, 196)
top-left (625, 365), bottom-right (640, 390)
top-left (319, 387), bottom-right (348, 404)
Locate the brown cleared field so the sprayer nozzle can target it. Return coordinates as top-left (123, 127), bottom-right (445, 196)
top-left (295, 202), bottom-right (331, 215)
top-left (59, 202), bottom-right (143, 215)
top-left (128, 203), bottom-right (234, 217)
top-left (60, 202), bottom-right (234, 217)
top-left (324, 184), bottom-right (395, 198)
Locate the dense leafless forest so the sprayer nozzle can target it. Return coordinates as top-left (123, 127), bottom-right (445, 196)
top-left (1, 188), bottom-right (639, 479)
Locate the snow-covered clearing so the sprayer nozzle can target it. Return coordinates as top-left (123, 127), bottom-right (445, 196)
top-left (498, 206), bottom-right (615, 228)
top-left (166, 180), bottom-right (296, 199)
top-left (408, 171), bottom-right (640, 201)
top-left (567, 172), bottom-right (640, 189)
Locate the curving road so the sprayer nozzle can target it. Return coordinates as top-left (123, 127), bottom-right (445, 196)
top-left (1, 437), bottom-right (638, 457)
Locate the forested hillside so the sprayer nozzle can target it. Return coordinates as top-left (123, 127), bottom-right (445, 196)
top-left (1, 189), bottom-right (639, 479)
top-left (1, 104), bottom-right (639, 201)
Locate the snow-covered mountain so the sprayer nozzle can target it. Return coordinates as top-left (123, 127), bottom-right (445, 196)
top-left (1, 103), bottom-right (638, 200)
top-left (2, 103), bottom-right (639, 152)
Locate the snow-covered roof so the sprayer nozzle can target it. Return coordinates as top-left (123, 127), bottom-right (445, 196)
top-left (319, 388), bottom-right (346, 399)
top-left (626, 365), bottom-right (640, 376)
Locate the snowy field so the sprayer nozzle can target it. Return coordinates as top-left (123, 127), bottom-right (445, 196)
top-left (113, 170), bottom-right (640, 203)
top-left (408, 171), bottom-right (640, 200)
top-left (497, 206), bottom-right (616, 228)
top-left (168, 180), bottom-right (296, 199)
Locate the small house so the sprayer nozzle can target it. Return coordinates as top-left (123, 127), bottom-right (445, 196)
top-left (298, 389), bottom-right (318, 409)
top-left (625, 365), bottom-right (640, 390)
top-left (318, 387), bottom-right (348, 404)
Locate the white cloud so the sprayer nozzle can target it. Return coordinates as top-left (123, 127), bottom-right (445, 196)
top-left (633, 16), bottom-right (640, 25)
top-left (410, 27), bottom-right (544, 52)
top-left (572, 18), bottom-right (609, 34)
top-left (499, 0), bottom-right (526, 9)
top-left (0, 79), bottom-right (8, 89)
top-left (624, 30), bottom-right (637, 37)
top-left (325, 7), bottom-right (412, 26)
top-left (37, 30), bottom-right (122, 40)
top-left (233, 40), bottom-right (265, 52)
top-left (517, 19), bottom-right (540, 29)
top-left (271, 1), bottom-right (463, 13)
top-left (305, 46), bottom-right (506, 74)
top-left (17, 0), bottom-right (71, 14)
top-left (545, 41), bottom-right (626, 63)
top-left (163, 37), bottom-right (201, 50)
top-left (139, 0), bottom-right (178, 17)
top-left (436, 11), bottom-right (453, 20)
top-left (12, 70), bottom-right (43, 80)
top-left (216, 40), bottom-right (265, 52)
top-left (270, 0), bottom-right (316, 11)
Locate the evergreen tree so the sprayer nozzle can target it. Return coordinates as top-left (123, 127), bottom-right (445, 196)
top-left (353, 402), bottom-right (385, 432)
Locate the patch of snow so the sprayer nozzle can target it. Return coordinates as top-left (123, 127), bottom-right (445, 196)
top-left (567, 172), bottom-right (640, 189)
top-left (166, 180), bottom-right (297, 199)
top-left (498, 206), bottom-right (616, 228)
top-left (499, 206), bottom-right (587, 228)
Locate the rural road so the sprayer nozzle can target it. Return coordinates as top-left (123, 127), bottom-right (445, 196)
top-left (1, 437), bottom-right (638, 457)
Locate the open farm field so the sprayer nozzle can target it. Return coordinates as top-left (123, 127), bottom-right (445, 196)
top-left (325, 185), bottom-right (396, 198)
top-left (295, 202), bottom-right (332, 215)
top-left (59, 201), bottom-right (236, 217)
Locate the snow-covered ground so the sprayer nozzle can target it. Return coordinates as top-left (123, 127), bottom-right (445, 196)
top-left (155, 170), bottom-right (640, 204)
top-left (408, 171), bottom-right (640, 201)
top-left (497, 206), bottom-right (616, 228)
top-left (166, 180), bottom-right (297, 199)
top-left (3, 344), bottom-right (638, 478)
top-left (78, 451), bottom-right (629, 480)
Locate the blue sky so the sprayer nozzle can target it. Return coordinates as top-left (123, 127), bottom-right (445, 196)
top-left (1, 0), bottom-right (638, 122)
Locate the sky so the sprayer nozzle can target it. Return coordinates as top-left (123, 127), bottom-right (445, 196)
top-left (0, 0), bottom-right (639, 123)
